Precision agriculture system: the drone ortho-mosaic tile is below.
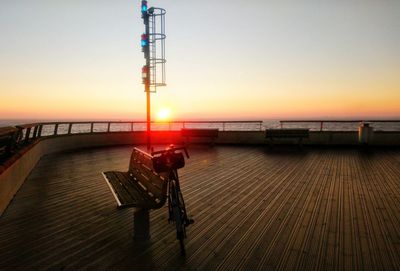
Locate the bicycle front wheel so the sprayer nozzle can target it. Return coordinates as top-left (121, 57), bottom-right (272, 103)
top-left (171, 180), bottom-right (186, 255)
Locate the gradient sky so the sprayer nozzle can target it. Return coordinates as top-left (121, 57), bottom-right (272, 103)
top-left (1, 0), bottom-right (399, 120)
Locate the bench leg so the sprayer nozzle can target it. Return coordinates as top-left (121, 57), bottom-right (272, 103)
top-left (185, 136), bottom-right (190, 146)
top-left (133, 208), bottom-right (150, 241)
top-left (268, 138), bottom-right (274, 150)
top-left (299, 137), bottom-right (303, 149)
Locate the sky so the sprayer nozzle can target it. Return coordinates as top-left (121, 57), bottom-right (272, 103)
top-left (0, 0), bottom-right (399, 121)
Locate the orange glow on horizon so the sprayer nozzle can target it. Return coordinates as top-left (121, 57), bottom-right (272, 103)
top-left (1, 1), bottom-right (400, 121)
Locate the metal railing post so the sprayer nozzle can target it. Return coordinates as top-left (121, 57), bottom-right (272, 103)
top-left (54, 124), bottom-right (58, 135)
top-left (107, 123), bottom-right (111, 132)
top-left (38, 125), bottom-right (43, 137)
top-left (25, 128), bottom-right (31, 143)
top-left (33, 125), bottom-right (38, 139)
top-left (68, 123), bottom-right (72, 134)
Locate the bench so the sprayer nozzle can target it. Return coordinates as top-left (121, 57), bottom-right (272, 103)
top-left (181, 128), bottom-right (219, 145)
top-left (102, 147), bottom-right (168, 240)
top-left (265, 129), bottom-right (309, 146)
top-left (0, 127), bottom-right (21, 158)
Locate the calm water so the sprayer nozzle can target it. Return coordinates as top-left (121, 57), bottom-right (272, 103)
top-left (1, 119), bottom-right (400, 133)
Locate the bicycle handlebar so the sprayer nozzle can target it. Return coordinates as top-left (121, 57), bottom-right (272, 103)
top-left (151, 145), bottom-right (190, 159)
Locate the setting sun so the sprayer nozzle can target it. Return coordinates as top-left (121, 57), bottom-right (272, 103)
top-left (156, 107), bottom-right (172, 121)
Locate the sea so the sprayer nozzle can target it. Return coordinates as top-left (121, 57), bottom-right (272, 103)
top-left (1, 119), bottom-right (399, 135)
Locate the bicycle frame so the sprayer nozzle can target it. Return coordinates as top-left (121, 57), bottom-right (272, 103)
top-left (152, 145), bottom-right (193, 255)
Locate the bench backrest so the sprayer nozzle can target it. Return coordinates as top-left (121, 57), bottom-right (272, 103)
top-left (266, 129), bottom-right (310, 138)
top-left (128, 148), bottom-right (168, 200)
top-left (181, 128), bottom-right (219, 138)
top-left (0, 127), bottom-right (19, 155)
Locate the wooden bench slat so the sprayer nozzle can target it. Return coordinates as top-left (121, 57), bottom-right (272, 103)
top-left (102, 147), bottom-right (168, 210)
top-left (114, 172), bottom-right (149, 203)
top-left (104, 171), bottom-right (138, 206)
top-left (129, 167), bottom-right (165, 200)
top-left (265, 129), bottom-right (310, 146)
top-left (104, 171), bottom-right (158, 208)
top-left (130, 148), bottom-right (154, 169)
top-left (181, 128), bottom-right (219, 138)
top-left (129, 150), bottom-right (167, 199)
top-left (181, 128), bottom-right (219, 146)
top-left (266, 129), bottom-right (309, 138)
top-left (129, 149), bottom-right (164, 184)
top-left (266, 134), bottom-right (308, 138)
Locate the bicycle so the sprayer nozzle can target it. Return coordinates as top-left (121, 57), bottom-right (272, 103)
top-left (151, 145), bottom-right (194, 255)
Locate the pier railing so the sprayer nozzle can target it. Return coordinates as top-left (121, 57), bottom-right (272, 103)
top-left (35, 120), bottom-right (263, 136)
top-left (280, 120), bottom-right (400, 132)
top-left (0, 120), bottom-right (262, 158)
top-left (2, 119), bottom-right (400, 160)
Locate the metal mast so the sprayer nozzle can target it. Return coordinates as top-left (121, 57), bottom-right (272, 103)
top-left (141, 1), bottom-right (166, 150)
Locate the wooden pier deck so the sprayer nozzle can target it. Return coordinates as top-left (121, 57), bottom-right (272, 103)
top-left (0, 146), bottom-right (400, 270)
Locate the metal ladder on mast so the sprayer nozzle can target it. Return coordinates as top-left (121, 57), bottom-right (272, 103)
top-left (148, 8), bottom-right (166, 93)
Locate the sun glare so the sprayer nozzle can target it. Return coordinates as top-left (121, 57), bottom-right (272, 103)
top-left (156, 107), bottom-right (172, 121)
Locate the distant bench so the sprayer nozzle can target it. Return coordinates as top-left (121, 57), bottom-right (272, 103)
top-left (265, 129), bottom-right (310, 146)
top-left (181, 128), bottom-right (219, 145)
top-left (0, 127), bottom-right (21, 158)
top-left (102, 147), bottom-right (168, 240)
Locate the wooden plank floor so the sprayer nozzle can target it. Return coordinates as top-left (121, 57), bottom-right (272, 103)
top-left (0, 146), bottom-right (400, 270)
